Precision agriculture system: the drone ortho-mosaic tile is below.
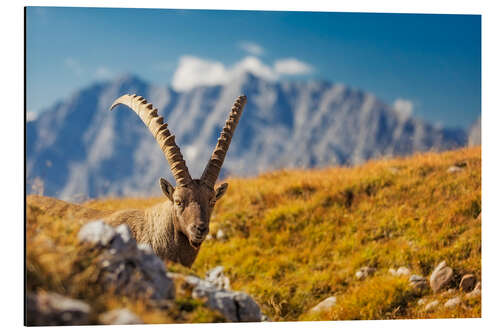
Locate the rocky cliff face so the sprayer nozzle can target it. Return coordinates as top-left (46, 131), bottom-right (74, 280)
top-left (27, 73), bottom-right (467, 200)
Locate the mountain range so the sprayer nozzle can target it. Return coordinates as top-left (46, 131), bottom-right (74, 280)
top-left (26, 73), bottom-right (474, 201)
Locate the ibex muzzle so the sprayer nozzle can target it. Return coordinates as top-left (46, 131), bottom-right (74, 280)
top-left (106, 94), bottom-right (246, 266)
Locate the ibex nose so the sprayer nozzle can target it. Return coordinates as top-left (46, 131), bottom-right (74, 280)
top-left (194, 224), bottom-right (208, 234)
top-left (197, 225), bottom-right (208, 233)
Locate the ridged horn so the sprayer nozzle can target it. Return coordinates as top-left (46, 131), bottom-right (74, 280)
top-left (201, 95), bottom-right (247, 188)
top-left (110, 94), bottom-right (192, 186)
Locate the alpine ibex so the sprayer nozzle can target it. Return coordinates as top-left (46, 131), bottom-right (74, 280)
top-left (104, 94), bottom-right (247, 267)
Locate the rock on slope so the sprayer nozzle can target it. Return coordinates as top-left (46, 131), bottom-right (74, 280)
top-left (27, 73), bottom-right (467, 200)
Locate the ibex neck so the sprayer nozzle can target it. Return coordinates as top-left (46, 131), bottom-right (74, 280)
top-left (145, 201), bottom-right (199, 267)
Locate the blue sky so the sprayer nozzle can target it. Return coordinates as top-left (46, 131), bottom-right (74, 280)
top-left (26, 7), bottom-right (481, 128)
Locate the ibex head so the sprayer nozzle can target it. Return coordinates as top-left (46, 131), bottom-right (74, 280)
top-left (110, 94), bottom-right (246, 249)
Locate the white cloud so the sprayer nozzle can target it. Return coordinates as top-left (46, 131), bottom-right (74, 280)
top-left (393, 98), bottom-right (414, 119)
top-left (95, 66), bottom-right (114, 80)
top-left (172, 55), bottom-right (313, 92)
top-left (64, 58), bottom-right (84, 77)
top-left (184, 145), bottom-right (199, 161)
top-left (274, 58), bottom-right (313, 75)
top-left (234, 56), bottom-right (278, 81)
top-left (172, 56), bottom-right (228, 91)
top-left (239, 41), bottom-right (265, 56)
top-left (27, 111), bottom-right (38, 122)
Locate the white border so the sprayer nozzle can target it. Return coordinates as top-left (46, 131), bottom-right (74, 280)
top-left (3, 0), bottom-right (499, 332)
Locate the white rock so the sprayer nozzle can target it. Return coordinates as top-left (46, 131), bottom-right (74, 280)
top-left (445, 288), bottom-right (456, 295)
top-left (409, 275), bottom-right (428, 291)
top-left (396, 267), bottom-right (411, 276)
top-left (430, 261), bottom-right (453, 292)
top-left (417, 298), bottom-right (426, 306)
top-left (77, 220), bottom-right (116, 246)
top-left (216, 229), bottom-right (226, 240)
top-left (465, 289), bottom-right (481, 299)
top-left (447, 166), bottom-right (464, 173)
top-left (27, 292), bottom-right (91, 325)
top-left (206, 266), bottom-right (231, 290)
top-left (310, 296), bottom-right (337, 314)
top-left (99, 309), bottom-right (143, 325)
top-left (388, 268), bottom-right (397, 276)
top-left (355, 267), bottom-right (376, 280)
top-left (137, 243), bottom-right (154, 254)
top-left (444, 297), bottom-right (461, 308)
top-left (424, 300), bottom-right (439, 312)
top-left (465, 282), bottom-right (481, 299)
top-left (192, 285), bottom-right (261, 322)
top-left (409, 274), bottom-right (425, 283)
top-left (115, 224), bottom-right (131, 243)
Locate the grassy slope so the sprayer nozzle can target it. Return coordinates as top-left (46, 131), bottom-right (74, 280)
top-left (27, 147), bottom-right (481, 322)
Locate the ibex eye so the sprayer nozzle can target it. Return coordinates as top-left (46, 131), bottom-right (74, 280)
top-left (175, 200), bottom-right (183, 207)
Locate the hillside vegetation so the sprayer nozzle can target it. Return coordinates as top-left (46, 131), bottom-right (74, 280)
top-left (26, 147), bottom-right (481, 323)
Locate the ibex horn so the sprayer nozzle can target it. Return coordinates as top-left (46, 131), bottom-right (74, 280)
top-left (110, 94), bottom-right (193, 186)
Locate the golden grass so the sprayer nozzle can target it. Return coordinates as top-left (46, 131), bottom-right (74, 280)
top-left (26, 147), bottom-right (481, 323)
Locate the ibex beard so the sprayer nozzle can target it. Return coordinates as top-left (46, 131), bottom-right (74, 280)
top-left (103, 94), bottom-right (247, 267)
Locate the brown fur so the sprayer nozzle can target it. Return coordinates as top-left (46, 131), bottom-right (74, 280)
top-left (103, 179), bottom-right (227, 267)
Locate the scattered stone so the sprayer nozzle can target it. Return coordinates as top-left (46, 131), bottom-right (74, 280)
top-left (355, 267), bottom-right (376, 280)
top-left (137, 243), bottom-right (154, 254)
top-left (447, 166), bottom-right (464, 173)
top-left (417, 298), bottom-right (426, 306)
top-left (79, 223), bottom-right (175, 301)
top-left (444, 297), bottom-right (461, 308)
top-left (192, 285), bottom-right (261, 322)
top-left (205, 266), bottom-right (231, 290)
top-left (216, 229), bottom-right (226, 240)
top-left (180, 268), bottom-right (262, 322)
top-left (424, 300), bottom-right (439, 312)
top-left (388, 268), bottom-right (397, 276)
top-left (396, 267), bottom-right (411, 276)
top-left (445, 288), bottom-right (456, 295)
top-left (115, 224), bottom-right (131, 243)
top-left (465, 289), bottom-right (481, 299)
top-left (261, 314), bottom-right (270, 322)
top-left (98, 243), bottom-right (175, 300)
top-left (409, 275), bottom-right (428, 291)
top-left (459, 274), bottom-right (476, 292)
top-left (310, 296), bottom-right (337, 314)
top-left (233, 292), bottom-right (262, 322)
top-left (26, 292), bottom-right (91, 326)
top-left (205, 234), bottom-right (213, 240)
top-left (99, 309), bottom-right (143, 325)
top-left (465, 282), bottom-right (481, 299)
top-left (77, 220), bottom-right (116, 246)
top-left (430, 261), bottom-right (453, 292)
top-left (409, 274), bottom-right (425, 283)
top-left (465, 288), bottom-right (481, 299)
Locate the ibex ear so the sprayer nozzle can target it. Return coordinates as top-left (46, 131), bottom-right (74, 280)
top-left (215, 183), bottom-right (228, 201)
top-left (159, 178), bottom-right (175, 202)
